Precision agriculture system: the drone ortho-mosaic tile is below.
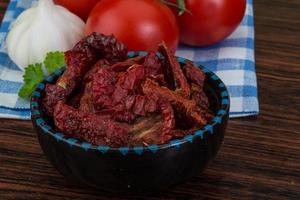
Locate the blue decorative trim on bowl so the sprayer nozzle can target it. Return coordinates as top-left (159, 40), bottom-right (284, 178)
top-left (221, 91), bottom-right (229, 97)
top-left (127, 52), bottom-right (135, 57)
top-left (211, 74), bottom-right (219, 80)
top-left (169, 139), bottom-right (182, 149)
top-left (81, 142), bottom-right (92, 151)
top-left (36, 118), bottom-right (44, 126)
top-left (184, 135), bottom-right (193, 143)
top-left (201, 68), bottom-right (210, 73)
top-left (119, 147), bottom-right (129, 156)
top-left (212, 116), bottom-right (222, 124)
top-left (37, 83), bottom-right (45, 90)
top-left (54, 68), bottom-right (64, 76)
top-left (217, 109), bottom-right (226, 116)
top-left (137, 51), bottom-right (148, 56)
top-left (219, 82), bottom-right (225, 88)
top-left (177, 57), bottom-right (186, 63)
top-left (204, 124), bottom-right (214, 135)
top-left (45, 76), bottom-right (54, 82)
top-left (222, 99), bottom-right (229, 105)
top-left (67, 138), bottom-right (78, 147)
top-left (133, 147), bottom-right (144, 155)
top-left (32, 91), bottom-right (41, 97)
top-left (32, 110), bottom-right (40, 116)
top-left (148, 145), bottom-right (158, 153)
top-left (41, 125), bottom-right (50, 134)
top-left (195, 130), bottom-right (204, 139)
top-left (97, 146), bottom-right (110, 154)
top-left (30, 54), bottom-right (230, 156)
top-left (54, 133), bottom-right (64, 142)
top-left (31, 101), bottom-right (38, 107)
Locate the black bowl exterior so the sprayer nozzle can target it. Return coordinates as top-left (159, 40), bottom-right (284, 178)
top-left (31, 55), bottom-right (230, 192)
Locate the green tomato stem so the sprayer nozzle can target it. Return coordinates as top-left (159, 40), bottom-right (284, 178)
top-left (176, 0), bottom-right (186, 16)
top-left (160, 0), bottom-right (192, 15)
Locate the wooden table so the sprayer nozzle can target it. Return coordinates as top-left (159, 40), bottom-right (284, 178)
top-left (0, 0), bottom-right (299, 199)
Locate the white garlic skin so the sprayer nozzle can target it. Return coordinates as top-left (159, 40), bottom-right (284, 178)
top-left (6, 0), bottom-right (85, 70)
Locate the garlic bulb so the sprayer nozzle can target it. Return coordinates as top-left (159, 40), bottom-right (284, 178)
top-left (6, 0), bottom-right (85, 70)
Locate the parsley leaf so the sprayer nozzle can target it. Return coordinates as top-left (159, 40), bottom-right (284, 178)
top-left (44, 51), bottom-right (65, 74)
top-left (18, 51), bottom-right (65, 99)
top-left (18, 63), bottom-right (44, 98)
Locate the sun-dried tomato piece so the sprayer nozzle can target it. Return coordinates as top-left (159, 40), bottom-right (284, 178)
top-left (143, 51), bottom-right (162, 75)
top-left (132, 95), bottom-right (147, 116)
top-left (170, 128), bottom-right (198, 138)
top-left (79, 82), bottom-right (95, 113)
top-left (73, 32), bottom-right (128, 63)
top-left (92, 68), bottom-right (117, 109)
top-left (91, 64), bottom-right (147, 123)
top-left (190, 84), bottom-right (208, 108)
top-left (110, 85), bottom-right (129, 106)
top-left (143, 94), bottom-right (158, 113)
top-left (95, 108), bottom-right (136, 123)
top-left (111, 56), bottom-right (144, 72)
top-left (158, 43), bottom-right (190, 98)
top-left (83, 59), bottom-right (110, 83)
top-left (122, 64), bottom-right (145, 91)
top-left (128, 116), bottom-right (197, 146)
top-left (158, 100), bottom-right (175, 137)
top-left (183, 61), bottom-right (205, 87)
top-left (42, 84), bottom-right (67, 116)
top-left (92, 64), bottom-right (146, 109)
top-left (57, 51), bottom-right (86, 91)
top-left (142, 78), bottom-right (207, 126)
top-left (128, 108), bottom-right (174, 146)
top-left (128, 114), bottom-right (164, 146)
top-left (173, 109), bottom-right (195, 130)
top-left (125, 95), bottom-right (136, 110)
top-left (111, 51), bottom-right (161, 74)
top-left (54, 101), bottom-right (129, 147)
top-left (114, 111), bottom-right (137, 123)
top-left (190, 83), bottom-right (214, 121)
top-left (67, 91), bottom-right (83, 109)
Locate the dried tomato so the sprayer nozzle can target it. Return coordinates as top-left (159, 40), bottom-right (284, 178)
top-left (54, 101), bottom-right (129, 147)
top-left (158, 43), bottom-right (190, 98)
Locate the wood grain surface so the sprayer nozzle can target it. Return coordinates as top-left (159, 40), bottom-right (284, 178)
top-left (0, 0), bottom-right (300, 199)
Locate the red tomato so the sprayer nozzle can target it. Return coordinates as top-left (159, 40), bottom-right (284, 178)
top-left (85, 0), bottom-right (179, 52)
top-left (54, 0), bottom-right (100, 21)
top-left (171, 0), bottom-right (246, 46)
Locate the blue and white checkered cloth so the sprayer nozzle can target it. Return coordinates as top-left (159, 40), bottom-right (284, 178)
top-left (0, 0), bottom-right (258, 120)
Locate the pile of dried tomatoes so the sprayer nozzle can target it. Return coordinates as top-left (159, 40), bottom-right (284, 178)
top-left (42, 33), bottom-right (213, 147)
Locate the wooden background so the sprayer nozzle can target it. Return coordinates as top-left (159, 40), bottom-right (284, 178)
top-left (0, 0), bottom-right (299, 199)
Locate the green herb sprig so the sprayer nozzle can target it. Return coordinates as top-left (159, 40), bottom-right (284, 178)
top-left (18, 51), bottom-right (65, 98)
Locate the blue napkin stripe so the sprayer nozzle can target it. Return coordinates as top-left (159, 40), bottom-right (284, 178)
top-left (227, 86), bottom-right (257, 98)
top-left (0, 106), bottom-right (30, 119)
top-left (196, 59), bottom-right (255, 72)
top-left (0, 79), bottom-right (22, 93)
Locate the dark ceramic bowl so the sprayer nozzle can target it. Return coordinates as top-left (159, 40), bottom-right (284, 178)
top-left (31, 53), bottom-right (230, 193)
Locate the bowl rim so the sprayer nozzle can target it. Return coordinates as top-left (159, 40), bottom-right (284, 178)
top-left (30, 52), bottom-right (230, 156)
